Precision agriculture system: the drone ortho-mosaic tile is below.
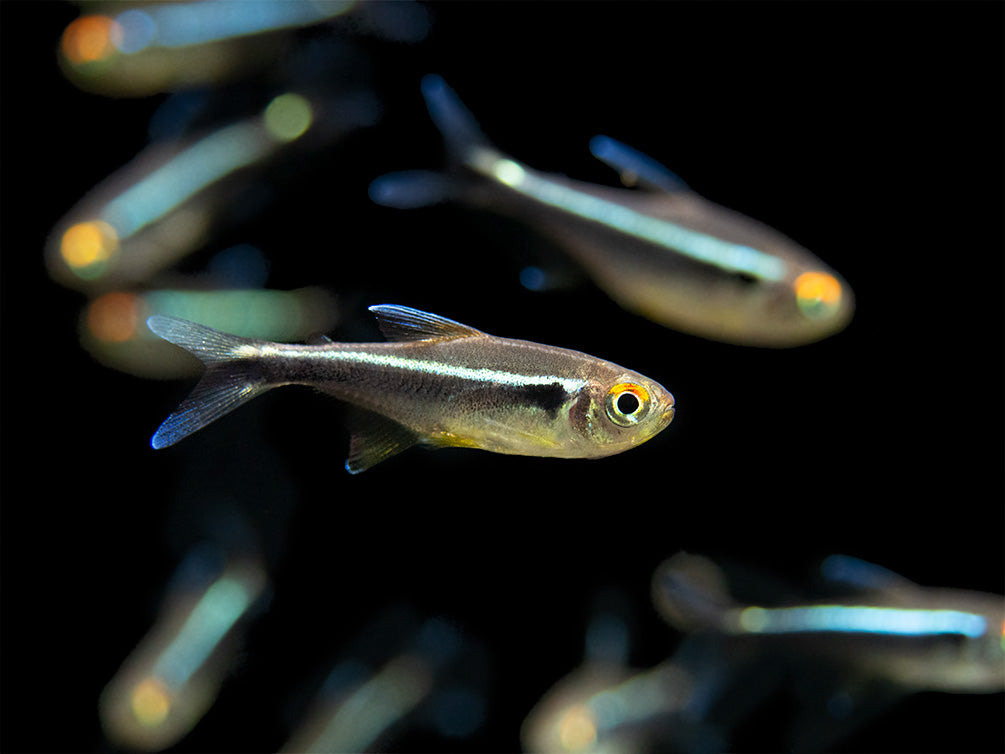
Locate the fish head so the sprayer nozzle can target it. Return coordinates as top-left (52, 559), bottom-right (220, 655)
top-left (696, 263), bottom-right (856, 347)
top-left (918, 593), bottom-right (1005, 692)
top-left (700, 263), bottom-right (855, 347)
top-left (567, 369), bottom-right (675, 456)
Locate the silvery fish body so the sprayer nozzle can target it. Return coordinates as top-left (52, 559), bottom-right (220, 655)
top-left (652, 552), bottom-right (1005, 693)
top-left (148, 305), bottom-right (675, 472)
top-left (370, 75), bottom-right (854, 347)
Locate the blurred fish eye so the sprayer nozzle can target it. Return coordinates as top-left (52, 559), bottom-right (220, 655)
top-left (60, 220), bottom-right (120, 279)
top-left (61, 15), bottom-right (123, 65)
top-left (794, 270), bottom-right (843, 320)
top-left (129, 677), bottom-right (173, 727)
top-left (604, 382), bottom-right (650, 426)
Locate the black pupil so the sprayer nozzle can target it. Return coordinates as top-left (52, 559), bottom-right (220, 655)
top-left (616, 392), bottom-right (640, 416)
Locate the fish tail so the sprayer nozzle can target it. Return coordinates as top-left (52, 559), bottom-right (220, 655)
top-left (419, 73), bottom-right (494, 160)
top-left (651, 552), bottom-right (737, 633)
top-left (147, 316), bottom-right (272, 449)
top-left (368, 74), bottom-right (498, 210)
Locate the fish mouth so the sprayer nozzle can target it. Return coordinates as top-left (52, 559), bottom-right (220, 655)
top-left (634, 401), bottom-right (675, 446)
top-left (661, 392), bottom-right (676, 424)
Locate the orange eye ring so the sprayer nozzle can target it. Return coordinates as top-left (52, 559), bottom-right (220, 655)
top-left (605, 382), bottom-right (651, 426)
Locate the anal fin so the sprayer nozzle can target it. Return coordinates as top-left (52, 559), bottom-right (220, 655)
top-left (344, 409), bottom-right (420, 474)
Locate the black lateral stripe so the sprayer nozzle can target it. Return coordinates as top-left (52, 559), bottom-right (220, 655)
top-left (508, 382), bottom-right (568, 417)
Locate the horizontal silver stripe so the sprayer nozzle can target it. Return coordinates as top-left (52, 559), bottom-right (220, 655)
top-left (256, 344), bottom-right (588, 393)
top-left (471, 149), bottom-right (788, 282)
top-left (738, 604), bottom-right (988, 638)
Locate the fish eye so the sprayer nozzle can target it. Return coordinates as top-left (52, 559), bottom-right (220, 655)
top-left (794, 270), bottom-right (843, 319)
top-left (605, 382), bottom-right (650, 427)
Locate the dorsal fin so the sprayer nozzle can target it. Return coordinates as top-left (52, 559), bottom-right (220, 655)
top-left (819, 555), bottom-right (918, 596)
top-left (368, 304), bottom-right (483, 342)
top-left (589, 134), bottom-right (690, 193)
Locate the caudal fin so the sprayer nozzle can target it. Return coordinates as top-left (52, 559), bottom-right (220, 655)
top-left (368, 75), bottom-right (501, 210)
top-left (651, 552), bottom-right (737, 633)
top-left (147, 316), bottom-right (272, 449)
top-left (420, 74), bottom-right (493, 158)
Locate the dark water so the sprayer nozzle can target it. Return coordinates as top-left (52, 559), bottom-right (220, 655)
top-left (2, 2), bottom-right (1002, 752)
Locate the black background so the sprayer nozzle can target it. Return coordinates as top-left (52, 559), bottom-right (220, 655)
top-left (2, 2), bottom-right (1003, 752)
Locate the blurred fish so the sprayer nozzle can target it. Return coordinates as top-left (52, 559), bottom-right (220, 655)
top-left (522, 660), bottom-right (696, 754)
top-left (522, 595), bottom-right (770, 754)
top-left (146, 304), bottom-right (675, 472)
top-left (370, 75), bottom-right (854, 347)
top-left (59, 0), bottom-right (429, 96)
top-left (653, 553), bottom-right (1005, 751)
top-left (80, 284), bottom-right (339, 379)
top-left (282, 608), bottom-right (486, 752)
top-left (46, 89), bottom-right (376, 293)
top-left (99, 543), bottom-right (268, 752)
top-left (652, 552), bottom-right (1005, 693)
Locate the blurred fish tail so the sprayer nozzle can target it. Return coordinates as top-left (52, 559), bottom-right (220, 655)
top-left (652, 552), bottom-right (737, 632)
top-left (147, 316), bottom-right (272, 449)
top-left (368, 74), bottom-right (499, 209)
top-left (420, 73), bottom-right (494, 159)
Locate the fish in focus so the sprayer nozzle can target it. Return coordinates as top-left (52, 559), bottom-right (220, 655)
top-left (147, 305), bottom-right (675, 472)
top-left (652, 552), bottom-right (1005, 693)
top-left (370, 75), bottom-right (855, 347)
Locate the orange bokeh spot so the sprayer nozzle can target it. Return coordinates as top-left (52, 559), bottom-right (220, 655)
top-left (558, 705), bottom-right (597, 751)
top-left (130, 677), bottom-right (172, 728)
top-left (795, 271), bottom-right (842, 305)
top-left (87, 292), bottom-right (144, 343)
top-left (61, 15), bottom-right (121, 64)
top-left (60, 220), bottom-right (119, 270)
top-left (794, 271), bottom-right (843, 319)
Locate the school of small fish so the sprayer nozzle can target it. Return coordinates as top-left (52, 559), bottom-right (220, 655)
top-left (35, 2), bottom-right (1002, 753)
